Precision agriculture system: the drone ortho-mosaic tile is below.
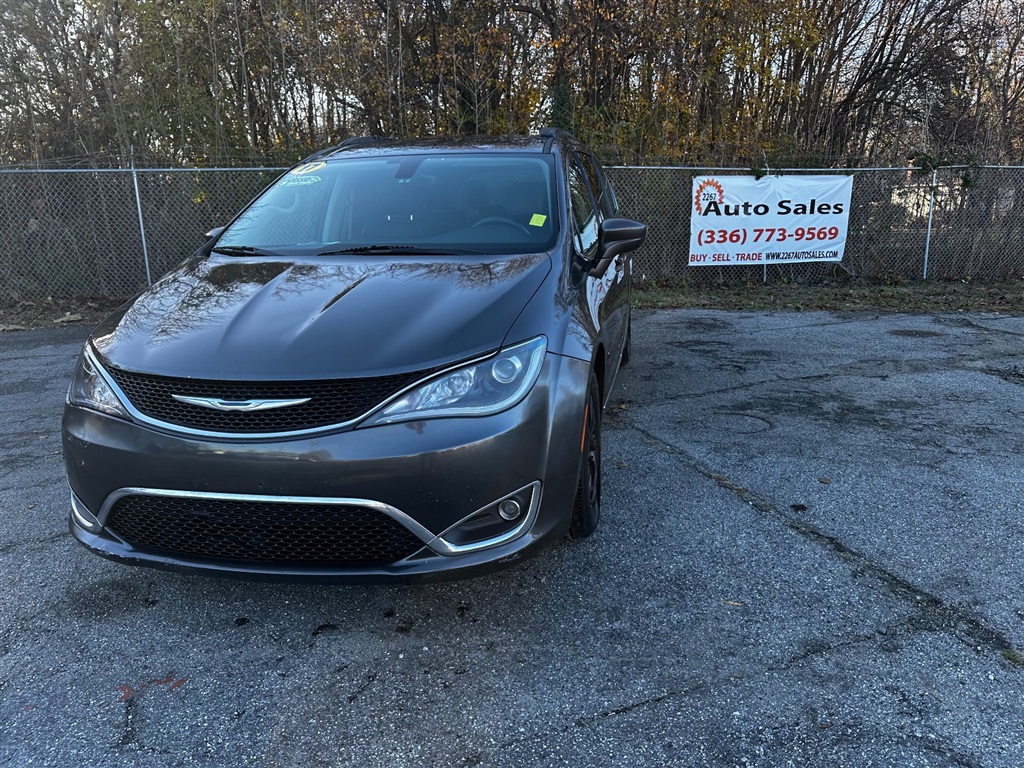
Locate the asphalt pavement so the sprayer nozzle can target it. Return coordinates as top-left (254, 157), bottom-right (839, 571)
top-left (1, 309), bottom-right (1023, 767)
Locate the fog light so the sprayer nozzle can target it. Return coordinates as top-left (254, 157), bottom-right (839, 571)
top-left (498, 499), bottom-right (521, 520)
top-left (432, 481), bottom-right (540, 554)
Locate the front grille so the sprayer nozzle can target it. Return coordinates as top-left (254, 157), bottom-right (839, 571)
top-left (107, 495), bottom-right (425, 566)
top-left (106, 366), bottom-right (437, 434)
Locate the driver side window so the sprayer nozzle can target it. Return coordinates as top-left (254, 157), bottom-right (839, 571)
top-left (567, 159), bottom-right (599, 254)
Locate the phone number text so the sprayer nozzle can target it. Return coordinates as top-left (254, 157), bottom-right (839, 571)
top-left (695, 226), bottom-right (840, 246)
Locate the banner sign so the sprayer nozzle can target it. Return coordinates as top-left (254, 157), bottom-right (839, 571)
top-left (688, 175), bottom-right (853, 266)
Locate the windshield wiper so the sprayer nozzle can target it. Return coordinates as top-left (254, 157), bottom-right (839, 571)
top-left (211, 245), bottom-right (283, 257)
top-left (316, 245), bottom-right (485, 256)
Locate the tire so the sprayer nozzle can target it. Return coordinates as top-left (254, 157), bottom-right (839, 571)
top-left (570, 372), bottom-right (602, 538)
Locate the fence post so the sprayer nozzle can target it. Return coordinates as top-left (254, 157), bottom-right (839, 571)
top-left (130, 147), bottom-right (153, 286)
top-left (922, 167), bottom-right (937, 280)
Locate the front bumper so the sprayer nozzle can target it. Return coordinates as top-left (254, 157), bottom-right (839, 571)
top-left (62, 354), bottom-right (589, 583)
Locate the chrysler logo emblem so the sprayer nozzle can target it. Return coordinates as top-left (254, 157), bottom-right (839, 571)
top-left (171, 395), bottom-right (311, 412)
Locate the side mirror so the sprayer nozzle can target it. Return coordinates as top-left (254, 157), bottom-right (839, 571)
top-left (593, 218), bottom-right (646, 278)
top-left (205, 226), bottom-right (226, 240)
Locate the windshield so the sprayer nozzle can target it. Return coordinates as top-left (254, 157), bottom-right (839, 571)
top-left (217, 153), bottom-right (558, 256)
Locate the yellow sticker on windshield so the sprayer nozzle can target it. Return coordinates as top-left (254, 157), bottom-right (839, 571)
top-left (530, 214), bottom-right (547, 227)
top-left (291, 161), bottom-right (327, 175)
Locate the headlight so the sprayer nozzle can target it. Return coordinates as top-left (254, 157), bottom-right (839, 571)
top-left (68, 346), bottom-right (130, 419)
top-left (363, 336), bottom-right (546, 426)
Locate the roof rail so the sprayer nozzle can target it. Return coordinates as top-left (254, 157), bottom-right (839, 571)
top-left (539, 126), bottom-right (575, 152)
top-left (339, 136), bottom-right (391, 149)
top-left (294, 136), bottom-right (391, 165)
top-left (296, 145), bottom-right (344, 164)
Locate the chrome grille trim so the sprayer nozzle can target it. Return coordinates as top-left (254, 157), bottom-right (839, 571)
top-left (95, 484), bottom-right (542, 559)
top-left (430, 481), bottom-right (542, 554)
top-left (169, 394), bottom-right (312, 412)
top-left (98, 487), bottom-right (439, 554)
top-left (88, 344), bottom-right (492, 439)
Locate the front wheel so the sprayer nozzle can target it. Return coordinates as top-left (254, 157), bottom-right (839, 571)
top-left (570, 372), bottom-right (602, 538)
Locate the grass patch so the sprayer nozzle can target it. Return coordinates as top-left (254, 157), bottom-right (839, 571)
top-left (635, 279), bottom-right (1024, 313)
top-left (0, 296), bottom-right (125, 331)
top-left (1002, 649), bottom-right (1024, 667)
top-left (3, 278), bottom-right (1023, 331)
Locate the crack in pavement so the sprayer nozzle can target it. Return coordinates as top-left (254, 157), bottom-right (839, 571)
top-left (637, 344), bottom-right (1024, 408)
top-left (984, 365), bottom-right (1024, 386)
top-left (629, 351), bottom-right (995, 406)
top-left (934, 316), bottom-right (1024, 340)
top-left (117, 695), bottom-right (140, 749)
top-left (471, 469), bottom-right (1015, 764)
top-left (642, 372), bottom-right (834, 402)
top-left (622, 419), bottom-right (1023, 664)
top-left (0, 531), bottom-right (66, 557)
top-left (480, 629), bottom-right (914, 762)
top-left (918, 738), bottom-right (987, 768)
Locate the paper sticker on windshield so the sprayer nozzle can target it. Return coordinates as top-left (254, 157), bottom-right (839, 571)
top-left (290, 161), bottom-right (326, 175)
top-left (529, 214), bottom-right (547, 227)
top-left (280, 175), bottom-right (321, 187)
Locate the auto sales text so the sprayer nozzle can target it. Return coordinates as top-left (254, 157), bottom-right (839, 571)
top-left (697, 198), bottom-right (845, 217)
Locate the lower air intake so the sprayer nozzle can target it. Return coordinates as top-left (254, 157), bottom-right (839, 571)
top-left (106, 495), bottom-right (424, 566)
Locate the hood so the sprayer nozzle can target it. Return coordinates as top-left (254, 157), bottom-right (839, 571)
top-left (91, 253), bottom-right (551, 379)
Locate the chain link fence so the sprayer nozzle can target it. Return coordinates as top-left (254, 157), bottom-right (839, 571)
top-left (606, 165), bottom-right (1024, 285)
top-left (2, 165), bottom-right (1022, 302)
top-left (0, 167), bottom-right (285, 301)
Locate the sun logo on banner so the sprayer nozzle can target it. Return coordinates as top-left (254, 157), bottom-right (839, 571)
top-left (694, 178), bottom-right (724, 215)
